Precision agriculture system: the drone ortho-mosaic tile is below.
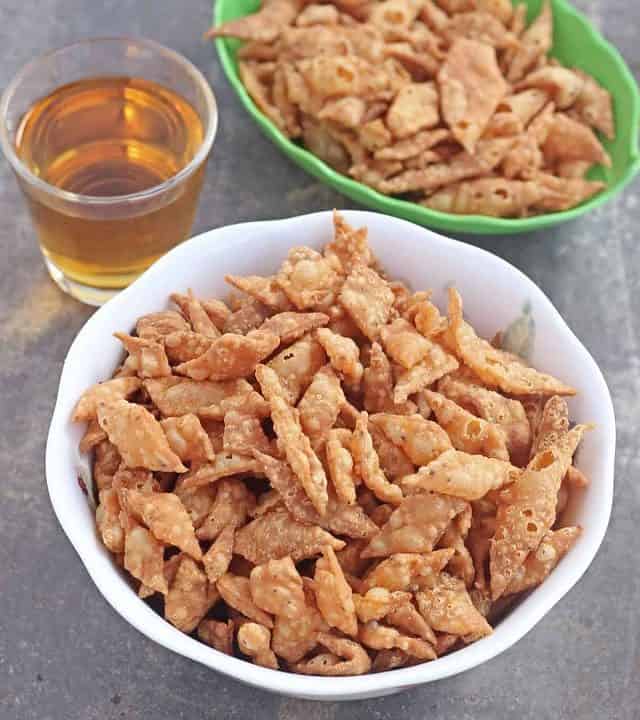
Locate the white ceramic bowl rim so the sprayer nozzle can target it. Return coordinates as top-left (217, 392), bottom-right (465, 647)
top-left (46, 211), bottom-right (615, 700)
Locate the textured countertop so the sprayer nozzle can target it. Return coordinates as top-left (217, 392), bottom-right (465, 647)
top-left (1, 1), bottom-right (638, 718)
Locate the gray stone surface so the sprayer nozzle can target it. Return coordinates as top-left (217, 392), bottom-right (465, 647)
top-left (0, 1), bottom-right (638, 718)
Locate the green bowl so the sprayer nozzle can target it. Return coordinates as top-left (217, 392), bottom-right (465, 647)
top-left (214, 0), bottom-right (640, 235)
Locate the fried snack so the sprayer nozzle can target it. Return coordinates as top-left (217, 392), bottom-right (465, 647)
top-left (416, 572), bottom-right (492, 639)
top-left (447, 288), bottom-right (576, 396)
top-left (400, 449), bottom-right (520, 500)
top-left (115, 333), bottom-right (172, 378)
top-left (293, 633), bottom-right (372, 675)
top-left (314, 546), bottom-right (358, 636)
top-left (74, 213), bottom-right (593, 676)
top-left (256, 364), bottom-right (329, 515)
top-left (362, 493), bottom-right (467, 558)
top-left (165, 555), bottom-right (209, 633)
top-left (249, 556), bottom-right (306, 617)
top-left (490, 425), bottom-right (590, 599)
top-left (202, 524), bottom-right (235, 584)
top-left (123, 489), bottom-right (202, 560)
top-left (253, 451), bottom-right (376, 538)
top-left (325, 429), bottom-right (357, 505)
top-left (72, 377), bottom-right (142, 422)
top-left (198, 619), bottom-right (235, 655)
top-left (363, 549), bottom-right (454, 592)
top-left (175, 329), bottom-right (279, 381)
top-left (214, 0), bottom-right (613, 217)
top-left (351, 411), bottom-right (403, 505)
top-left (238, 623), bottom-right (279, 669)
top-left (160, 414), bottom-right (216, 464)
top-left (234, 508), bottom-right (345, 564)
top-left (298, 365), bottom-right (346, 449)
top-left (217, 573), bottom-right (274, 628)
top-left (370, 413), bottom-right (451, 466)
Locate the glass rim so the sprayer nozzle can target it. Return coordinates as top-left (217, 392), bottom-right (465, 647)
top-left (0, 35), bottom-right (218, 206)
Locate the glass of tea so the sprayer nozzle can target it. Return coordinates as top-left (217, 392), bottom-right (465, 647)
top-left (0, 37), bottom-right (218, 305)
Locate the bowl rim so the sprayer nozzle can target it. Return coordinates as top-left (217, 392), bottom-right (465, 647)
top-left (46, 210), bottom-right (616, 699)
top-left (213, 0), bottom-right (640, 235)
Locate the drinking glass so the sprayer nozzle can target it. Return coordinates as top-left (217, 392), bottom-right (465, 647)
top-left (0, 37), bottom-right (218, 305)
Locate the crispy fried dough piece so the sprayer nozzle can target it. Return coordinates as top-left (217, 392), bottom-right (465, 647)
top-left (171, 291), bottom-right (220, 338)
top-left (339, 265), bottom-right (395, 341)
top-left (198, 619), bottom-right (235, 655)
top-left (363, 342), bottom-right (417, 414)
top-left (506, 0), bottom-right (553, 83)
top-left (123, 489), bottom-right (201, 559)
top-left (325, 429), bottom-right (357, 505)
top-left (256, 364), bottom-right (328, 515)
top-left (371, 413), bottom-right (452, 466)
top-left (175, 330), bottom-right (279, 381)
top-left (144, 377), bottom-right (253, 417)
top-left (124, 522), bottom-right (167, 595)
top-left (73, 377), bottom-right (142, 422)
top-left (393, 342), bottom-right (459, 404)
top-left (197, 478), bottom-right (256, 541)
top-left (223, 409), bottom-right (272, 456)
top-left (314, 546), bottom-right (358, 636)
top-left (359, 621), bottom-right (436, 660)
top-left (165, 555), bottom-right (209, 633)
top-left (293, 633), bottom-right (372, 675)
top-left (234, 508), bottom-right (345, 564)
top-left (447, 288), bottom-right (576, 396)
top-left (276, 246), bottom-right (342, 310)
top-left (362, 493), bottom-right (467, 558)
top-left (490, 425), bottom-right (590, 599)
top-left (225, 274), bottom-right (293, 312)
top-left (249, 556), bottom-right (306, 618)
top-left (363, 549), bottom-right (454, 592)
top-left (160, 414), bottom-right (215, 464)
top-left (298, 365), bottom-right (346, 449)
top-left (114, 333), bottom-right (171, 378)
top-left (530, 395), bottom-right (569, 458)
top-left (206, 0), bottom-right (299, 43)
top-left (96, 399), bottom-right (187, 472)
top-left (202, 524), bottom-right (235, 584)
top-left (438, 38), bottom-right (507, 153)
top-left (400, 449), bottom-right (520, 500)
top-left (136, 310), bottom-right (190, 341)
top-left (259, 311), bottom-right (329, 344)
top-left (351, 412), bottom-right (403, 505)
top-left (267, 334), bottom-right (327, 404)
top-left (316, 328), bottom-right (364, 388)
top-left (238, 623), bottom-right (279, 669)
top-left (325, 211), bottom-right (373, 274)
top-left (217, 573), bottom-right (274, 628)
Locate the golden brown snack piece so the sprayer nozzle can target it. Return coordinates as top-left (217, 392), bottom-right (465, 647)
top-left (400, 449), bottom-right (520, 500)
top-left (530, 395), bottom-right (569, 458)
top-left (249, 556), bottom-right (306, 618)
top-left (197, 478), bottom-right (256, 541)
top-left (371, 413), bottom-right (452, 466)
top-left (506, 0), bottom-right (553, 83)
top-left (234, 508), bottom-right (345, 564)
top-left (173, 481), bottom-right (217, 530)
top-left (362, 493), bottom-right (467, 558)
top-left (165, 555), bottom-right (209, 633)
top-left (267, 334), bottom-right (327, 404)
top-left (144, 377), bottom-right (252, 418)
top-left (198, 619), bottom-right (235, 655)
top-left (123, 489), bottom-right (202, 560)
top-left (393, 341), bottom-right (459, 403)
top-left (314, 546), bottom-right (358, 636)
top-left (438, 38), bottom-right (507, 153)
top-left (175, 329), bottom-right (279, 382)
top-left (171, 291), bottom-right (221, 338)
top-left (325, 211), bottom-right (373, 274)
top-left (359, 621), bottom-right (436, 660)
top-left (225, 274), bottom-right (293, 312)
top-left (316, 328), bottom-right (364, 388)
top-left (115, 333), bottom-right (172, 378)
top-left (123, 520), bottom-right (167, 595)
top-left (136, 310), bottom-right (190, 341)
top-left (97, 399), bottom-right (187, 473)
top-left (351, 412), bottom-right (403, 505)
top-left (325, 429), bottom-right (357, 505)
top-left (202, 524), bottom-right (235, 584)
top-left (363, 549), bottom-right (454, 592)
top-left (447, 288), bottom-right (576, 396)
top-left (238, 623), bottom-right (279, 669)
top-left (73, 377), bottom-right (142, 422)
top-left (217, 573), bottom-right (274, 628)
top-left (570, 69), bottom-right (615, 139)
top-left (259, 311), bottom-right (329, 343)
top-left (363, 342), bottom-right (416, 414)
top-left (339, 265), bottom-right (395, 341)
top-left (96, 488), bottom-right (125, 553)
top-left (490, 424), bottom-right (590, 599)
top-left (222, 409), bottom-right (272, 456)
top-left (353, 588), bottom-right (412, 623)
top-left (272, 578), bottom-right (327, 663)
top-left (386, 599), bottom-right (437, 644)
top-left (293, 633), bottom-right (372, 676)
top-left (93, 441), bottom-right (121, 491)
top-left (504, 526), bottom-right (581, 595)
top-left (298, 365), bottom-right (346, 449)
top-left (277, 246), bottom-right (342, 310)
top-left (416, 572), bottom-right (492, 639)
top-left (206, 0), bottom-right (298, 43)
top-left (253, 451), bottom-right (377, 539)
top-left (438, 373), bottom-right (531, 465)
top-left (423, 390), bottom-right (510, 461)
top-left (160, 414), bottom-right (216, 464)
top-left (256, 364), bottom-right (329, 515)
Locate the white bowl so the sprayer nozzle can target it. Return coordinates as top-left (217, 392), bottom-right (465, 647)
top-left (46, 210), bottom-right (615, 701)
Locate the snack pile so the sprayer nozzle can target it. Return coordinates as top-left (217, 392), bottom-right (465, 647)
top-left (210, 0), bottom-right (614, 217)
top-left (73, 213), bottom-right (590, 675)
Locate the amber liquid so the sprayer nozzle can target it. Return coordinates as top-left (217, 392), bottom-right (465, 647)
top-left (15, 76), bottom-right (206, 290)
